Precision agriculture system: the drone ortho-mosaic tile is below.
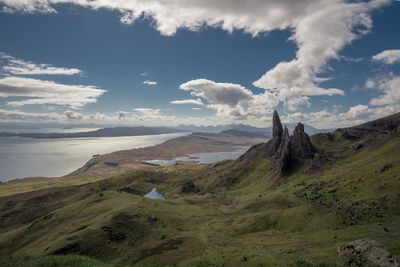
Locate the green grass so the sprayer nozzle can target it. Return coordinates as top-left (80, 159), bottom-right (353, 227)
top-left (0, 255), bottom-right (112, 267)
top-left (286, 259), bottom-right (342, 267)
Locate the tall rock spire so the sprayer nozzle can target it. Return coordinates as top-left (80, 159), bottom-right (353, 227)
top-left (272, 110), bottom-right (283, 139)
top-left (272, 110), bottom-right (283, 153)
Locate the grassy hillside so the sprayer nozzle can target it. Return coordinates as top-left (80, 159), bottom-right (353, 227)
top-left (0, 113), bottom-right (399, 266)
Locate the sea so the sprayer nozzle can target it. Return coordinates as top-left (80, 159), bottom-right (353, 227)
top-left (0, 129), bottom-right (249, 182)
top-left (0, 131), bottom-right (188, 182)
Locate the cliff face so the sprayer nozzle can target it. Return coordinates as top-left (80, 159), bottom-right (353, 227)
top-left (270, 111), bottom-right (315, 174)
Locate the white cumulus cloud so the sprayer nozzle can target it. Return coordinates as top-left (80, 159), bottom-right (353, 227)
top-left (0, 52), bottom-right (82, 76)
top-left (0, 76), bottom-right (106, 108)
top-left (64, 110), bottom-right (83, 120)
top-left (170, 98), bottom-right (204, 106)
top-left (0, 0), bottom-right (390, 111)
top-left (0, 109), bottom-right (62, 122)
top-left (143, 80), bottom-right (157, 86)
top-left (282, 104), bottom-right (400, 129)
top-left (366, 75), bottom-right (400, 107)
top-left (179, 79), bottom-right (278, 119)
top-left (372, 49), bottom-right (400, 64)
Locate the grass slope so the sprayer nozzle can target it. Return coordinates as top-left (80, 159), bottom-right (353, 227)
top-left (0, 255), bottom-right (111, 267)
top-left (0, 113), bottom-right (399, 266)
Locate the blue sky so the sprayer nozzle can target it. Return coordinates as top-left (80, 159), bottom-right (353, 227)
top-left (0, 0), bottom-right (399, 128)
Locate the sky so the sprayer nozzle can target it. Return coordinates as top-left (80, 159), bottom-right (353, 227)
top-left (0, 0), bottom-right (399, 128)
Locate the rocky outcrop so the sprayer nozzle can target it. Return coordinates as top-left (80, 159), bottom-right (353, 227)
top-left (269, 111), bottom-right (315, 174)
top-left (181, 181), bottom-right (200, 194)
top-left (338, 239), bottom-right (399, 267)
top-left (272, 110), bottom-right (284, 154)
top-left (290, 123), bottom-right (315, 159)
top-left (307, 153), bottom-right (328, 174)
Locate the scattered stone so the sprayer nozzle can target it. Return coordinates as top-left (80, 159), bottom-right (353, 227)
top-left (380, 163), bottom-right (393, 173)
top-left (117, 187), bottom-right (143, 195)
top-left (352, 143), bottom-right (364, 150)
top-left (338, 239), bottom-right (399, 267)
top-left (181, 181), bottom-right (200, 194)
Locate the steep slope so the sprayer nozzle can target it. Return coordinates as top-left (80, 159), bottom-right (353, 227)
top-left (0, 112), bottom-right (399, 266)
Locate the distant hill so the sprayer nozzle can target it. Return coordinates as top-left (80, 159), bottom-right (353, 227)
top-left (0, 126), bottom-right (187, 139)
top-left (177, 123), bottom-right (331, 137)
top-left (220, 129), bottom-right (268, 139)
top-left (72, 130), bottom-right (266, 174)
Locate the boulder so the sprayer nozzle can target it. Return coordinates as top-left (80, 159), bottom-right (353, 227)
top-left (338, 239), bottom-right (399, 267)
top-left (181, 181), bottom-right (200, 194)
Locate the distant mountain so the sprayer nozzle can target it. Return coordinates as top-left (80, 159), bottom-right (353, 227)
top-left (220, 129), bottom-right (268, 139)
top-left (178, 123), bottom-right (331, 138)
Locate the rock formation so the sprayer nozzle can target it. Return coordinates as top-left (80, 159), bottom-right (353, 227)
top-left (307, 153), bottom-right (328, 174)
top-left (272, 110), bottom-right (283, 154)
top-left (290, 123), bottom-right (315, 159)
top-left (338, 239), bottom-right (399, 267)
top-left (275, 126), bottom-right (291, 172)
top-left (269, 111), bottom-right (315, 174)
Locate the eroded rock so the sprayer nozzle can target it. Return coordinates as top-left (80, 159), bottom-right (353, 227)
top-left (272, 110), bottom-right (283, 154)
top-left (275, 127), bottom-right (291, 173)
top-left (338, 239), bottom-right (399, 267)
top-left (307, 153), bottom-right (328, 174)
top-left (269, 111), bottom-right (315, 174)
top-left (290, 123), bottom-right (315, 159)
